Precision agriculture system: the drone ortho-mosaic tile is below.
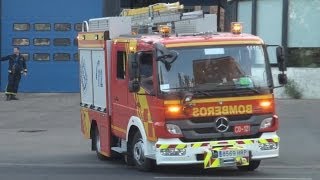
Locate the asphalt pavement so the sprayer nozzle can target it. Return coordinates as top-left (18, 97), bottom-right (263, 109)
top-left (0, 93), bottom-right (319, 180)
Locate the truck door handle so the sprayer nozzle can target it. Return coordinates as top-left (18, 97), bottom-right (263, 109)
top-left (114, 96), bottom-right (119, 101)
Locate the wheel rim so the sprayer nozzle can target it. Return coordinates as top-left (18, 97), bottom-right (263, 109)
top-left (96, 131), bottom-right (101, 152)
top-left (133, 138), bottom-right (145, 165)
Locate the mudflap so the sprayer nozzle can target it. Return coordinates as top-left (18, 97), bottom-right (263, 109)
top-left (203, 146), bottom-right (250, 169)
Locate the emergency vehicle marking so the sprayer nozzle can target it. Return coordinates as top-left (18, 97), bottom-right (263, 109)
top-left (127, 39), bottom-right (156, 141)
top-left (134, 88), bottom-right (157, 142)
top-left (192, 105), bottom-right (253, 117)
top-left (164, 94), bottom-right (273, 105)
top-left (81, 108), bottom-right (91, 139)
top-left (156, 138), bottom-right (279, 150)
top-left (80, 60), bottom-right (88, 94)
top-left (95, 60), bottom-right (103, 87)
top-left (111, 125), bottom-right (126, 134)
top-left (156, 144), bottom-right (187, 149)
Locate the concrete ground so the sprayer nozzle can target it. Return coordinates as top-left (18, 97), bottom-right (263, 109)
top-left (0, 93), bottom-right (319, 180)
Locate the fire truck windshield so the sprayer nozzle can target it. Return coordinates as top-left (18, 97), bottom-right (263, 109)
top-left (157, 45), bottom-right (272, 95)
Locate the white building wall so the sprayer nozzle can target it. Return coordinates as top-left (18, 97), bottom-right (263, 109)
top-left (288, 0), bottom-right (320, 47)
top-left (237, 0), bottom-right (252, 34)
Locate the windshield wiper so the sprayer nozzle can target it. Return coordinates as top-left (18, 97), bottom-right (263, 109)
top-left (191, 89), bottom-right (211, 96)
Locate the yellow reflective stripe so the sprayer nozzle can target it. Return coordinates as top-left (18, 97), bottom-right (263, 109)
top-left (204, 151), bottom-right (212, 168)
top-left (176, 144), bottom-right (187, 149)
top-left (192, 143), bottom-right (202, 148)
top-left (111, 125), bottom-right (126, 134)
top-left (243, 139), bottom-right (254, 144)
top-left (273, 137), bottom-right (280, 143)
top-left (212, 147), bottom-right (224, 151)
top-left (211, 158), bottom-right (220, 168)
top-left (159, 144), bottom-right (170, 149)
top-left (258, 139), bottom-right (268, 144)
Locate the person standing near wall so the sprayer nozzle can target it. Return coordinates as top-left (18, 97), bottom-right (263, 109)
top-left (0, 47), bottom-right (27, 101)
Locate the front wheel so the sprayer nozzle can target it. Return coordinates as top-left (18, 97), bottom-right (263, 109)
top-left (130, 131), bottom-right (154, 171)
top-left (237, 160), bottom-right (261, 171)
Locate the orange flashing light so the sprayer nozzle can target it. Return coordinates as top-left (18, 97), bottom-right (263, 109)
top-left (260, 100), bottom-right (272, 108)
top-left (159, 25), bottom-right (171, 37)
top-left (167, 105), bottom-right (182, 114)
top-left (231, 22), bottom-right (243, 34)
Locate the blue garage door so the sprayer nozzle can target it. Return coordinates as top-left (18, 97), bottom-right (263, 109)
top-left (0, 0), bottom-right (103, 92)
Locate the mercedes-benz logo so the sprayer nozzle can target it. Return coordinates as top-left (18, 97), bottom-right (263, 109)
top-left (215, 117), bottom-right (229, 133)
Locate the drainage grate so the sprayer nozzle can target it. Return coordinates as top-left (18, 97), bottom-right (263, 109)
top-left (18, 129), bottom-right (47, 133)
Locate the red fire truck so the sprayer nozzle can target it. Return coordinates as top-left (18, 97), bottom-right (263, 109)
top-left (79, 2), bottom-right (287, 171)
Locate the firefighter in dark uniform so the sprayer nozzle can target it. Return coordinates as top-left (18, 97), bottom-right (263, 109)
top-left (0, 47), bottom-right (27, 100)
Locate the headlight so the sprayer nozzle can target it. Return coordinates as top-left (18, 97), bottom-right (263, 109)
top-left (259, 142), bottom-right (278, 150)
top-left (160, 148), bottom-right (186, 156)
top-left (166, 124), bottom-right (182, 135)
top-left (260, 117), bottom-right (273, 129)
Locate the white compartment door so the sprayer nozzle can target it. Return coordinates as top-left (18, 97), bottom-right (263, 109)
top-left (92, 50), bottom-right (107, 110)
top-left (79, 50), bottom-right (93, 106)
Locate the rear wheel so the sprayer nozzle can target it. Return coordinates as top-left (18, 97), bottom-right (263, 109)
top-left (237, 160), bottom-right (261, 171)
top-left (130, 131), bottom-right (154, 171)
top-left (93, 126), bottom-right (108, 160)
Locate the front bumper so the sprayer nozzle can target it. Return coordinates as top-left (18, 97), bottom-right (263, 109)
top-left (155, 132), bottom-right (279, 166)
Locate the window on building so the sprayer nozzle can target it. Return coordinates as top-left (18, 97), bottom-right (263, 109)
top-left (34, 53), bottom-right (50, 61)
top-left (34, 23), bottom-right (51, 31)
top-left (13, 23), bottom-right (30, 31)
top-left (117, 51), bottom-right (127, 79)
top-left (74, 23), bottom-right (82, 31)
top-left (54, 53), bottom-right (70, 61)
top-left (12, 38), bottom-right (30, 46)
top-left (54, 23), bottom-right (71, 31)
top-left (34, 38), bottom-right (50, 46)
top-left (288, 48), bottom-right (320, 68)
top-left (20, 53), bottom-right (29, 61)
top-left (74, 53), bottom-right (79, 61)
top-left (53, 38), bottom-right (71, 46)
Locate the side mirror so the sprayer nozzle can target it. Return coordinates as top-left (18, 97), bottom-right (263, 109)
top-left (276, 46), bottom-right (286, 72)
top-left (278, 73), bottom-right (288, 85)
top-left (155, 43), bottom-right (178, 71)
top-left (128, 52), bottom-right (141, 93)
top-left (128, 80), bottom-right (140, 93)
top-left (128, 53), bottom-right (140, 80)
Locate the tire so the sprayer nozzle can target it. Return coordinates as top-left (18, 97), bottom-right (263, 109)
top-left (130, 131), bottom-right (154, 171)
top-left (93, 126), bottom-right (108, 160)
top-left (237, 160), bottom-right (261, 171)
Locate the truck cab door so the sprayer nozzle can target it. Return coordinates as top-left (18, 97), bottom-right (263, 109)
top-left (110, 43), bottom-right (129, 138)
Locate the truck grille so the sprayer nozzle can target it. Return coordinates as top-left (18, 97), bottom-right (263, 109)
top-left (167, 114), bottom-right (271, 142)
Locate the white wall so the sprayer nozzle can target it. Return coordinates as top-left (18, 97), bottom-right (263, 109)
top-left (237, 0), bottom-right (252, 34)
top-left (288, 0), bottom-right (320, 47)
top-left (257, 0), bottom-right (282, 64)
top-left (272, 68), bottom-right (320, 99)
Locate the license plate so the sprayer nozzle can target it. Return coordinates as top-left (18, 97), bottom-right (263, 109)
top-left (218, 149), bottom-right (249, 158)
top-left (234, 124), bottom-right (251, 135)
